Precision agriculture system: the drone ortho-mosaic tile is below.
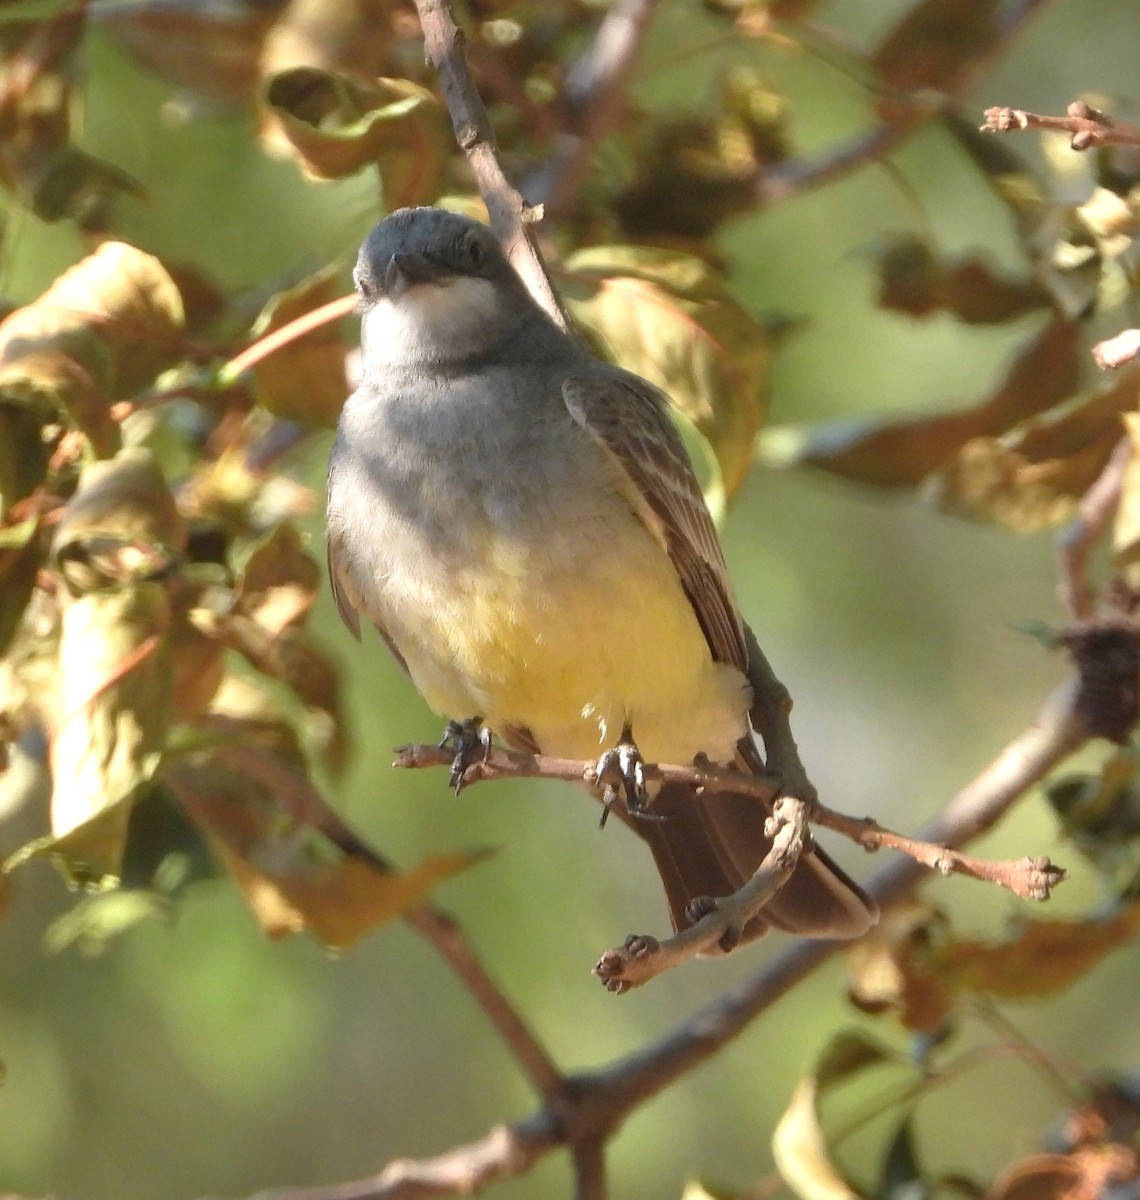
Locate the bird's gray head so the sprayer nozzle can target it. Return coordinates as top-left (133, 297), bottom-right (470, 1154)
top-left (354, 207), bottom-right (529, 368)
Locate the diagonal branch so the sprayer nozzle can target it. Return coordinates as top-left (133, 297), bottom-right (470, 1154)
top-left (237, 678), bottom-right (1088, 1200)
top-left (412, 0), bottom-right (571, 331)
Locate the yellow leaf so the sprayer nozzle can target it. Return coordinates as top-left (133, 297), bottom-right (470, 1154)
top-left (564, 245), bottom-right (771, 499)
top-left (47, 583), bottom-right (171, 883)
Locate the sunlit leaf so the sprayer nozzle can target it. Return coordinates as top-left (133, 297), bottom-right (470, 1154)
top-left (259, 0), bottom-right (398, 85)
top-left (247, 267), bottom-right (349, 426)
top-left (0, 242), bottom-right (185, 453)
top-left (44, 583), bottom-right (172, 883)
top-left (928, 367), bottom-right (1138, 531)
top-left (772, 1031), bottom-right (898, 1200)
top-left (166, 746), bottom-right (486, 948)
top-left (762, 320), bottom-right (1080, 491)
top-left (261, 68), bottom-right (447, 206)
top-left (564, 245), bottom-right (771, 498)
top-left (52, 448), bottom-right (186, 594)
top-left (1113, 412), bottom-right (1140, 565)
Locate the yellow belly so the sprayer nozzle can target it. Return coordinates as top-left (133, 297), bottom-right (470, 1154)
top-left (387, 516), bottom-right (751, 766)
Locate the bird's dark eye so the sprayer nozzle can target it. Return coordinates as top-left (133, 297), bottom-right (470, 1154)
top-left (465, 236), bottom-right (485, 269)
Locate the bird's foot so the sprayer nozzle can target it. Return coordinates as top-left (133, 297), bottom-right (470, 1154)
top-left (438, 717), bottom-right (492, 793)
top-left (595, 730), bottom-right (663, 827)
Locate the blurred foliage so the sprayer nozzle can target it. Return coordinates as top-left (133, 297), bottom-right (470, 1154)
top-left (1, 0), bottom-right (1140, 1198)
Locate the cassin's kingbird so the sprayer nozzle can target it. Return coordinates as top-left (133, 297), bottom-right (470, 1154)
top-left (326, 207), bottom-right (876, 945)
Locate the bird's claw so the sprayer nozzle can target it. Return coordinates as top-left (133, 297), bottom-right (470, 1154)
top-left (439, 717), bottom-right (492, 793)
top-left (596, 735), bottom-right (663, 826)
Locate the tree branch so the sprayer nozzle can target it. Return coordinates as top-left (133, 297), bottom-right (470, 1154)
top-left (981, 100), bottom-right (1140, 150)
top-left (1058, 434), bottom-right (1134, 622)
top-left (412, 0), bottom-right (572, 331)
top-left (243, 679), bottom-right (1088, 1200)
top-left (593, 797), bottom-right (810, 992)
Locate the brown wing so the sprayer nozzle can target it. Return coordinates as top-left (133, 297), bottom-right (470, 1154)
top-left (562, 373), bottom-right (748, 673)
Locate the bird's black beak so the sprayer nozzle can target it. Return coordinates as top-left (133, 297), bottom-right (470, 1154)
top-left (384, 251), bottom-right (450, 297)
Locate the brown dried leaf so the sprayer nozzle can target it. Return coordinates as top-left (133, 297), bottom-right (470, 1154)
top-left (564, 245), bottom-right (770, 498)
top-left (875, 235), bottom-right (1050, 324)
top-left (45, 583), bottom-right (172, 883)
top-left (248, 267), bottom-right (349, 426)
top-left (259, 0), bottom-right (397, 84)
top-left (984, 1155), bottom-right (1081, 1200)
top-left (872, 0), bottom-right (1002, 95)
top-left (0, 10), bottom-right (145, 222)
top-left (763, 319), bottom-right (1080, 490)
top-left (101, 0), bottom-right (276, 105)
top-left (0, 242), bottom-right (185, 448)
top-left (261, 68), bottom-right (447, 206)
top-left (933, 903), bottom-right (1140, 1000)
top-left (930, 367), bottom-right (1138, 531)
top-left (235, 522), bottom-right (320, 635)
top-left (167, 747), bottom-right (483, 948)
top-left (846, 903), bottom-right (957, 1034)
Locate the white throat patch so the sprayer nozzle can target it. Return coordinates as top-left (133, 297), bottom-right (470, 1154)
top-left (365, 276), bottom-right (498, 365)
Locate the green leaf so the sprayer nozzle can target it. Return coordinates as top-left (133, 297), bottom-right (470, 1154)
top-left (262, 69), bottom-right (448, 206)
top-left (563, 245), bottom-right (771, 499)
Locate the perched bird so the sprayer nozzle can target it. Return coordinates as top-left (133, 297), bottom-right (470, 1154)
top-left (326, 206), bottom-right (876, 945)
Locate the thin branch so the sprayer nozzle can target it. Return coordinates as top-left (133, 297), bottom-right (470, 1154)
top-left (41, 681), bottom-right (1077, 1200)
top-left (593, 797), bottom-right (810, 992)
top-left (981, 100), bottom-right (1140, 151)
top-left (1093, 329), bottom-right (1140, 371)
top-left (1058, 435), bottom-right (1134, 622)
top-left (412, 0), bottom-right (572, 331)
top-left (810, 800), bottom-right (1065, 900)
top-left (393, 743), bottom-right (1064, 909)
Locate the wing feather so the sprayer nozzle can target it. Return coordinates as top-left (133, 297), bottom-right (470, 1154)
top-left (562, 372), bottom-right (748, 673)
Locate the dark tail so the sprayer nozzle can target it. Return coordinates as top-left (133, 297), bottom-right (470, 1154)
top-left (627, 782), bottom-right (877, 946)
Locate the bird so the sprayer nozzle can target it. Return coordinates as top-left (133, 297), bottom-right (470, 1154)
top-left (325, 206), bottom-right (876, 946)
